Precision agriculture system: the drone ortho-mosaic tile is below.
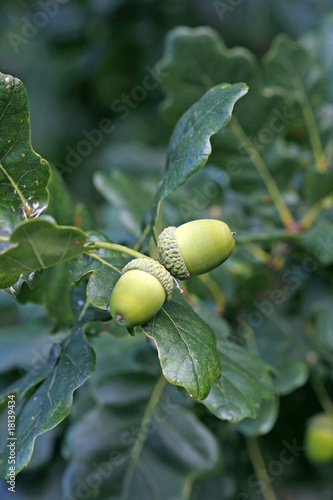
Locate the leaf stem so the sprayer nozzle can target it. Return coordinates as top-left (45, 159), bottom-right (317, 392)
top-left (198, 274), bottom-right (225, 311)
top-left (230, 118), bottom-right (295, 228)
top-left (236, 231), bottom-right (300, 243)
top-left (300, 194), bottom-right (333, 229)
top-left (152, 225), bottom-right (158, 246)
top-left (245, 437), bottom-right (278, 500)
top-left (85, 252), bottom-right (122, 273)
top-left (134, 224), bottom-right (151, 252)
top-left (122, 374), bottom-right (167, 499)
top-left (293, 79), bottom-right (327, 172)
top-left (243, 242), bottom-right (271, 264)
top-left (0, 162), bottom-right (32, 217)
top-left (0, 236), bottom-right (10, 241)
top-left (88, 241), bottom-right (150, 261)
top-left (242, 319), bottom-right (259, 357)
top-left (78, 297), bottom-right (91, 322)
top-left (311, 373), bottom-right (333, 415)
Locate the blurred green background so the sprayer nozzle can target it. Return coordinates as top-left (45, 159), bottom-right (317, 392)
top-left (1, 1), bottom-right (333, 499)
top-left (1, 0), bottom-right (332, 205)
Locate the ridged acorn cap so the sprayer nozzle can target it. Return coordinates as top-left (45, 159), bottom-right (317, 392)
top-left (157, 226), bottom-right (191, 280)
top-left (110, 258), bottom-right (174, 329)
top-left (121, 258), bottom-right (174, 301)
top-left (158, 219), bottom-right (235, 280)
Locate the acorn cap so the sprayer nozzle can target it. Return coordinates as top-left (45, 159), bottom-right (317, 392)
top-left (157, 226), bottom-right (191, 280)
top-left (122, 257), bottom-right (174, 302)
top-left (158, 220), bottom-right (235, 280)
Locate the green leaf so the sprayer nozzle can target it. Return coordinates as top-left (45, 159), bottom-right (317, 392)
top-left (299, 216), bottom-right (333, 266)
top-left (72, 202), bottom-right (95, 232)
top-left (62, 334), bottom-right (220, 500)
top-left (0, 207), bottom-right (34, 290)
top-left (63, 404), bottom-right (220, 500)
top-left (16, 264), bottom-right (75, 331)
top-left (316, 14), bottom-right (333, 102)
top-left (273, 361), bottom-right (309, 395)
top-left (155, 26), bottom-right (288, 141)
top-left (150, 82), bottom-right (248, 226)
top-left (253, 314), bottom-right (310, 395)
top-left (0, 72), bottom-right (50, 218)
top-left (71, 281), bottom-right (112, 325)
top-left (89, 332), bottom-right (159, 399)
top-left (0, 315), bottom-right (59, 411)
top-left (314, 298), bottom-right (333, 351)
top-left (94, 169), bottom-right (154, 238)
top-left (263, 35), bottom-right (329, 171)
top-left (3, 269), bottom-right (43, 297)
top-left (156, 26), bottom-right (257, 125)
top-left (68, 231), bottom-right (128, 310)
top-left (0, 326), bottom-right (96, 478)
top-left (202, 339), bottom-right (275, 422)
top-left (211, 136), bottom-right (303, 195)
top-left (45, 165), bottom-right (75, 226)
top-left (0, 207), bottom-right (14, 252)
top-left (0, 343), bottom-right (61, 410)
top-left (0, 219), bottom-right (87, 289)
top-left (303, 167), bottom-right (333, 205)
top-left (263, 34), bottom-right (327, 104)
top-left (153, 26), bottom-right (305, 203)
top-left (98, 141), bottom-right (166, 176)
top-left (191, 297), bottom-right (231, 341)
top-left (26, 426), bottom-right (60, 471)
top-left (142, 291), bottom-right (221, 400)
top-left (234, 399), bottom-right (279, 437)
top-left (0, 317), bottom-right (53, 376)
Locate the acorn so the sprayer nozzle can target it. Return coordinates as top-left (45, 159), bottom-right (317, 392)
top-left (157, 219), bottom-right (236, 280)
top-left (305, 413), bottom-right (333, 464)
top-left (110, 258), bottom-right (174, 328)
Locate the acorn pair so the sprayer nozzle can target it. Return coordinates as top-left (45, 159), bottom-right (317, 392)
top-left (110, 219), bottom-right (235, 328)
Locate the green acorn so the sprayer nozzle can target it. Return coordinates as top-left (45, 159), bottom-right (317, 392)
top-left (305, 413), bottom-right (333, 464)
top-left (157, 219), bottom-right (236, 280)
top-left (110, 258), bottom-right (173, 328)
